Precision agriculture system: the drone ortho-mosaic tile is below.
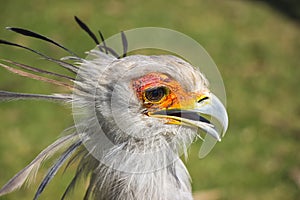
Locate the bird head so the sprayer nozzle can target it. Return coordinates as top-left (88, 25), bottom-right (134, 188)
top-left (74, 53), bottom-right (228, 172)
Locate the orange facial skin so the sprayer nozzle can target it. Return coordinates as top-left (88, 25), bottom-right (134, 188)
top-left (131, 72), bottom-right (198, 113)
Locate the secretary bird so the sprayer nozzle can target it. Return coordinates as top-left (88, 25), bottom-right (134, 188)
top-left (0, 17), bottom-right (228, 200)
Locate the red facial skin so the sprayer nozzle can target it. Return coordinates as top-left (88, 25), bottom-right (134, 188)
top-left (132, 72), bottom-right (199, 114)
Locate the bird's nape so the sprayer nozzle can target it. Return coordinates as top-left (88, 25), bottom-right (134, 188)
top-left (0, 17), bottom-right (228, 200)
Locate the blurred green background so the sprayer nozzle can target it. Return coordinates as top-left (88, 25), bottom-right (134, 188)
top-left (0, 0), bottom-right (299, 199)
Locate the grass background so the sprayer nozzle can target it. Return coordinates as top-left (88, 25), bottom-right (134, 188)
top-left (0, 0), bottom-right (299, 199)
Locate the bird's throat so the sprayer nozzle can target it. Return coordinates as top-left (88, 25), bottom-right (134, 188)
top-left (92, 158), bottom-right (193, 200)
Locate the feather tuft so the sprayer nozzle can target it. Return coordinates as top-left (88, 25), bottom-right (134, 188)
top-left (0, 39), bottom-right (78, 73)
top-left (6, 27), bottom-right (80, 58)
top-left (33, 140), bottom-right (82, 200)
top-left (0, 91), bottom-right (72, 102)
top-left (0, 62), bottom-right (73, 89)
top-left (0, 133), bottom-right (78, 196)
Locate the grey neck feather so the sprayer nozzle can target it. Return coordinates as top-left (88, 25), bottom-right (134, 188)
top-left (92, 159), bottom-right (193, 200)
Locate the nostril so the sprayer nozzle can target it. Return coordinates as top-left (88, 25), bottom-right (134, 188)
top-left (197, 96), bottom-right (209, 103)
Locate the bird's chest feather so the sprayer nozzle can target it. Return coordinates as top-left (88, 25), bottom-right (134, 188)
top-left (93, 159), bottom-right (193, 200)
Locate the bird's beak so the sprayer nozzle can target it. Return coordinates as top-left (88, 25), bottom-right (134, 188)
top-left (149, 92), bottom-right (228, 141)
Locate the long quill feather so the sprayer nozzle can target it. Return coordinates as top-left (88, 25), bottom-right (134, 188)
top-left (0, 133), bottom-right (78, 196)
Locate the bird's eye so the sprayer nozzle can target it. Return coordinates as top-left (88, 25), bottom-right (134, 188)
top-left (144, 86), bottom-right (168, 103)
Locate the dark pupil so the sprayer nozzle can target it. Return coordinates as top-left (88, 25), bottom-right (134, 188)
top-left (145, 87), bottom-right (165, 102)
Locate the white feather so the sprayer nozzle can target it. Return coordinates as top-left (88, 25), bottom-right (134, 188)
top-left (0, 133), bottom-right (78, 196)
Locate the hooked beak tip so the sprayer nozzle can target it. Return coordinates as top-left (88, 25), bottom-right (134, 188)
top-left (149, 92), bottom-right (228, 141)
